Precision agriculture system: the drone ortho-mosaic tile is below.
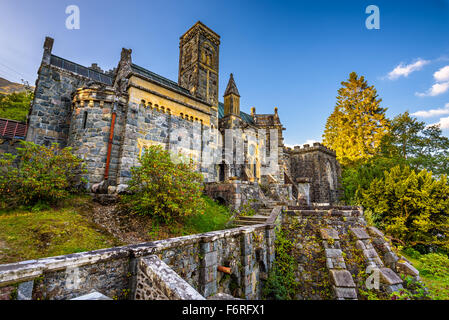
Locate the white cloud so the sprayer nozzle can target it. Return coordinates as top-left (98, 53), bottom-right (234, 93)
top-left (416, 82), bottom-right (449, 97)
top-left (412, 103), bottom-right (449, 118)
top-left (434, 65), bottom-right (449, 82)
top-left (430, 116), bottom-right (449, 129)
top-left (303, 139), bottom-right (319, 146)
top-left (387, 59), bottom-right (430, 80)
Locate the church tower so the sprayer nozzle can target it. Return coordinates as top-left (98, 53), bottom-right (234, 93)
top-left (178, 21), bottom-right (220, 107)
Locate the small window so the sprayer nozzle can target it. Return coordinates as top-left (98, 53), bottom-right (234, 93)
top-left (83, 111), bottom-right (88, 129)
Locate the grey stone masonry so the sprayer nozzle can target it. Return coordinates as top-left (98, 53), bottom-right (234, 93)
top-left (0, 223), bottom-right (275, 300)
top-left (320, 227), bottom-right (357, 299)
top-left (135, 255), bottom-right (205, 300)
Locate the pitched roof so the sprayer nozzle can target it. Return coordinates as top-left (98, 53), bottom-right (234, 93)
top-left (131, 64), bottom-right (192, 96)
top-left (223, 73), bottom-right (240, 97)
top-left (49, 55), bottom-right (113, 85)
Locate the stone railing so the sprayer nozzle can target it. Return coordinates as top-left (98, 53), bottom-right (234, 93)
top-left (135, 255), bottom-right (205, 300)
top-left (0, 223), bottom-right (275, 300)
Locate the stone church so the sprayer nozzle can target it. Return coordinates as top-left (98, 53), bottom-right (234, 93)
top-left (26, 21), bottom-right (341, 207)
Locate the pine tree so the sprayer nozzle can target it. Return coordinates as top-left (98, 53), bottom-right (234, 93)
top-left (323, 72), bottom-right (390, 166)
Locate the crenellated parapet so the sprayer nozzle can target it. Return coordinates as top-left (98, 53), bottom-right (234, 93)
top-left (285, 142), bottom-right (337, 157)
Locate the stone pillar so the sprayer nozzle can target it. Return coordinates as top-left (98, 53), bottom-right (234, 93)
top-left (240, 229), bottom-right (254, 299)
top-left (265, 225), bottom-right (276, 271)
top-left (199, 237), bottom-right (218, 297)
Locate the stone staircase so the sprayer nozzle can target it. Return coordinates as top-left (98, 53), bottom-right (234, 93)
top-left (284, 203), bottom-right (422, 299)
top-left (233, 202), bottom-right (281, 227)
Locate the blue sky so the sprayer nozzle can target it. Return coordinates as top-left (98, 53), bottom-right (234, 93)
top-left (1, 0), bottom-right (449, 146)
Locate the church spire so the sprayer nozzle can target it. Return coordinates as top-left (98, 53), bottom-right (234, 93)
top-left (223, 73), bottom-right (241, 117)
top-left (224, 73), bottom-right (240, 97)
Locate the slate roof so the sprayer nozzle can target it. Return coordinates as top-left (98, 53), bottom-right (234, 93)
top-left (49, 55), bottom-right (113, 85)
top-left (131, 64), bottom-right (191, 96)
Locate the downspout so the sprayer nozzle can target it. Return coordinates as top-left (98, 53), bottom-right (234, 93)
top-left (104, 97), bottom-right (118, 182)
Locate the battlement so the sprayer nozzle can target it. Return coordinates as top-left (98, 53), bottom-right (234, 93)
top-left (284, 142), bottom-right (336, 156)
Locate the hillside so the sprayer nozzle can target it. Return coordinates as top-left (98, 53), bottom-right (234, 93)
top-left (0, 77), bottom-right (31, 94)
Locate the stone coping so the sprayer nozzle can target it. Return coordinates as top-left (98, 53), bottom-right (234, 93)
top-left (0, 223), bottom-right (274, 286)
top-left (286, 209), bottom-right (361, 217)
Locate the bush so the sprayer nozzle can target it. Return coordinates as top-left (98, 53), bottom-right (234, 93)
top-left (263, 228), bottom-right (298, 300)
top-left (361, 165), bottom-right (449, 251)
top-left (120, 145), bottom-right (204, 223)
top-left (0, 141), bottom-right (86, 209)
top-left (0, 91), bottom-right (33, 122)
top-left (419, 253), bottom-right (449, 278)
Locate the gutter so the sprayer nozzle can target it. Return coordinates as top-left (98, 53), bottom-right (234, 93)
top-left (104, 97), bottom-right (118, 182)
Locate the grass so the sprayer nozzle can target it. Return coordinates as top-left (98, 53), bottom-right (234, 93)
top-left (401, 251), bottom-right (449, 300)
top-left (145, 195), bottom-right (232, 240)
top-left (184, 196), bottom-right (232, 233)
top-left (0, 195), bottom-right (122, 264)
top-left (0, 194), bottom-right (233, 263)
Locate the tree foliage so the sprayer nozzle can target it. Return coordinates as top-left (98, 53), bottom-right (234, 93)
top-left (120, 145), bottom-right (205, 223)
top-left (361, 165), bottom-right (449, 252)
top-left (341, 112), bottom-right (449, 204)
top-left (0, 141), bottom-right (86, 209)
top-left (0, 90), bottom-right (33, 122)
top-left (382, 112), bottom-right (449, 176)
top-left (323, 72), bottom-right (390, 166)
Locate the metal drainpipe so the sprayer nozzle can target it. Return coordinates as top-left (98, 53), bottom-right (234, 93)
top-left (104, 97), bottom-right (118, 182)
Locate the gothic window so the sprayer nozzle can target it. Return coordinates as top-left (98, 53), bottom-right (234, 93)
top-left (201, 42), bottom-right (215, 67)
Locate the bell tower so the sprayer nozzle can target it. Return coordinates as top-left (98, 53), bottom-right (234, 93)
top-left (178, 21), bottom-right (220, 107)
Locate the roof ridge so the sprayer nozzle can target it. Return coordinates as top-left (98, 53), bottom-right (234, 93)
top-left (131, 63), bottom-right (179, 86)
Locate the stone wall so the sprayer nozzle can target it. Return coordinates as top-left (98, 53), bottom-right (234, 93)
top-left (116, 101), bottom-right (218, 185)
top-left (204, 181), bottom-right (268, 212)
top-left (0, 224), bottom-right (275, 300)
top-left (135, 255), bottom-right (205, 300)
top-left (286, 143), bottom-right (341, 204)
top-left (27, 63), bottom-right (90, 148)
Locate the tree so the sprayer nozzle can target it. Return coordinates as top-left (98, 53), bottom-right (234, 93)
top-left (120, 145), bottom-right (205, 223)
top-left (0, 90), bottom-right (33, 122)
top-left (323, 72), bottom-right (390, 166)
top-left (381, 112), bottom-right (449, 175)
top-left (361, 165), bottom-right (449, 252)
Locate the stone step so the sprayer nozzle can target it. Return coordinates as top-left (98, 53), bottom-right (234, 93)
top-left (233, 219), bottom-right (265, 226)
top-left (237, 215), bottom-right (269, 222)
top-left (258, 208), bottom-right (273, 215)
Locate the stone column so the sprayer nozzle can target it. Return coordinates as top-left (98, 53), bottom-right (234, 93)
top-left (265, 225), bottom-right (276, 271)
top-left (240, 229), bottom-right (254, 299)
top-left (199, 237), bottom-right (218, 297)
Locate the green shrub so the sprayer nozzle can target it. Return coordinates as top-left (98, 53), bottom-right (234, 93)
top-left (419, 253), bottom-right (449, 278)
top-left (0, 91), bottom-right (33, 122)
top-left (0, 141), bottom-right (86, 209)
top-left (120, 145), bottom-right (204, 223)
top-left (361, 165), bottom-right (449, 252)
top-left (403, 247), bottom-right (422, 260)
top-left (263, 228), bottom-right (298, 300)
